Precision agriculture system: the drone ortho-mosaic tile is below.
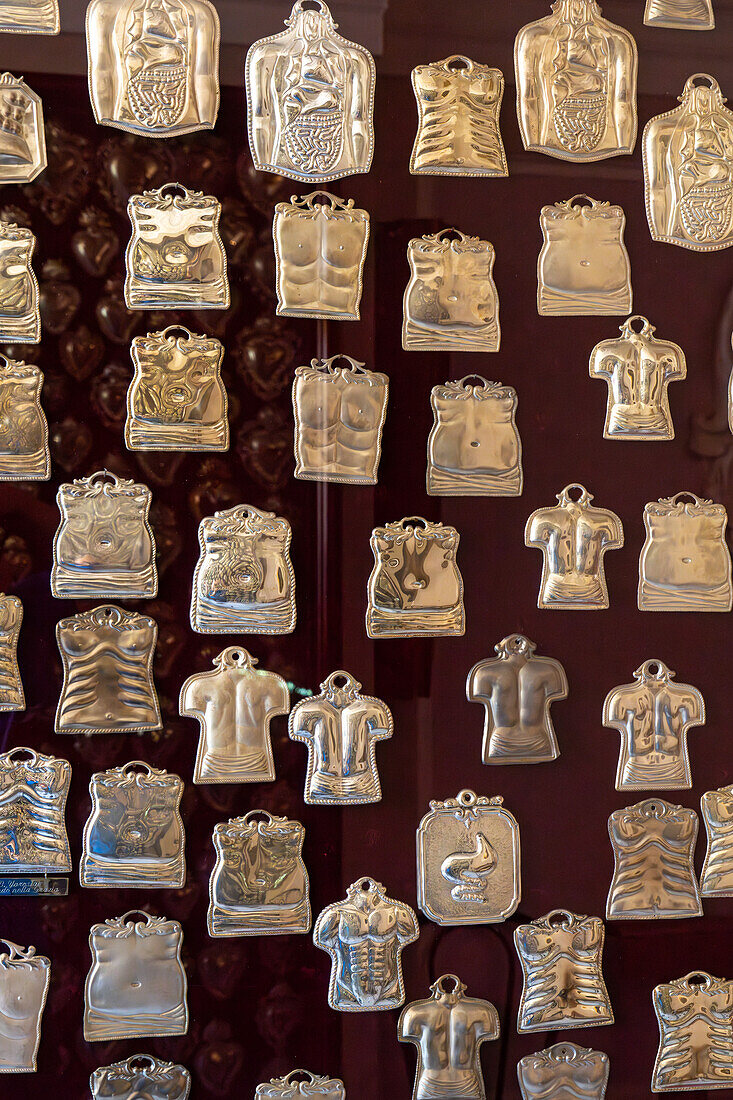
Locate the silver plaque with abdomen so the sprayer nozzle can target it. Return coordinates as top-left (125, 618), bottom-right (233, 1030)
top-left (0, 939), bottom-right (50, 1072)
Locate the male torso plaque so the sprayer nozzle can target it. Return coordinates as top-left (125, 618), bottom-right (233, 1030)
top-left (0, 939), bottom-right (50, 1071)
top-left (701, 784), bottom-right (733, 898)
top-left (644, 0), bottom-right (714, 28)
top-left (652, 971), bottom-right (733, 1091)
top-left (518, 1043), bottom-right (610, 1100)
top-left (0, 221), bottom-right (39, 342)
top-left (0, 0), bottom-right (59, 33)
top-left (0, 355), bottom-right (49, 480)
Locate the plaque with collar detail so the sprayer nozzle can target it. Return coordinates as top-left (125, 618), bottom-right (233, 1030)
top-left (644, 0), bottom-right (714, 28)
top-left (0, 747), bottom-right (71, 877)
top-left (0, 74), bottom-right (46, 184)
top-left (255, 1069), bottom-right (345, 1099)
top-left (0, 0), bottom-right (59, 32)
top-left (700, 785), bottom-right (733, 898)
top-left (0, 221), bottom-right (39, 342)
top-left (0, 593), bottom-right (23, 712)
top-left (90, 1055), bottom-right (191, 1100)
top-left (652, 971), bottom-right (733, 1091)
top-left (0, 939), bottom-right (50, 1072)
top-left (518, 1043), bottom-right (610, 1100)
top-left (0, 354), bottom-right (49, 480)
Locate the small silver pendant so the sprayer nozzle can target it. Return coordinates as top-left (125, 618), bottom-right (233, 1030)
top-left (0, 940), bottom-right (50, 1072)
top-left (518, 1043), bottom-right (610, 1100)
top-left (90, 1055), bottom-right (191, 1100)
top-left (0, 354), bottom-right (50, 481)
top-left (0, 221), bottom-right (40, 343)
top-left (0, 74), bottom-right (46, 184)
top-left (0, 593), bottom-right (23, 712)
top-left (255, 1069), bottom-right (345, 1099)
top-left (0, 747), bottom-right (71, 882)
top-left (0, 0), bottom-right (59, 33)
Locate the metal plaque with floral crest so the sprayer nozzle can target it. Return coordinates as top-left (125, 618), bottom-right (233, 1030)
top-left (0, 354), bottom-right (49, 480)
top-left (0, 0), bottom-right (59, 32)
top-left (518, 1043), bottom-right (610, 1100)
top-left (652, 971), bottom-right (733, 1091)
top-left (0, 747), bottom-right (71, 893)
top-left (0, 940), bottom-right (50, 1072)
top-left (0, 221), bottom-right (39, 342)
top-left (0, 593), bottom-right (23, 712)
top-left (90, 1055), bottom-right (191, 1100)
top-left (255, 1069), bottom-right (345, 1100)
top-left (0, 74), bottom-right (46, 184)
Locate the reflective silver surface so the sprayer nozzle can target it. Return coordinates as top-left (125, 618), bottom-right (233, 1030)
top-left (84, 910), bottom-right (188, 1041)
top-left (255, 1069), bottom-right (345, 1099)
top-left (51, 469), bottom-right (157, 599)
top-left (0, 221), bottom-right (39, 342)
top-left (273, 191), bottom-right (369, 320)
top-left (190, 505), bottom-right (296, 634)
top-left (86, 0), bottom-right (220, 137)
top-left (55, 604), bottom-right (162, 734)
top-left (366, 516), bottom-right (464, 638)
top-left (207, 810), bottom-right (310, 937)
top-left (0, 593), bottom-right (23, 712)
top-left (644, 0), bottom-right (714, 28)
top-left (515, 909), bottom-right (614, 1032)
top-left (416, 789), bottom-right (520, 925)
top-left (0, 73), bottom-right (45, 184)
top-left (652, 971), bottom-right (733, 1091)
top-left (467, 633), bottom-right (568, 764)
top-left (700, 785), bottom-right (733, 898)
top-left (0, 940), bottom-right (50, 1073)
top-left (124, 183), bottom-right (229, 309)
top-left (289, 670), bottom-right (392, 804)
top-left (245, 0), bottom-right (375, 184)
top-left (80, 762), bottom-right (185, 889)
top-left (90, 1054), bottom-right (191, 1100)
top-left (0, 747), bottom-right (71, 875)
top-left (606, 798), bottom-right (702, 919)
top-left (0, 354), bottom-right (49, 481)
top-left (0, 0), bottom-right (58, 32)
top-left (399, 975), bottom-right (499, 1100)
top-left (313, 876), bottom-right (419, 1012)
top-left (518, 1042), bottom-right (610, 1100)
top-left (180, 646), bottom-right (289, 783)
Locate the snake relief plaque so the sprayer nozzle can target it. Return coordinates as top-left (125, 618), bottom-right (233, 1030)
top-left (0, 940), bottom-right (50, 1072)
top-left (0, 355), bottom-right (49, 480)
top-left (0, 221), bottom-right (39, 342)
top-left (644, 0), bottom-right (714, 28)
top-left (652, 971), bottom-right (733, 1091)
top-left (416, 789), bottom-right (520, 926)
top-left (700, 785), bottom-right (733, 898)
top-left (518, 1043), bottom-right (610, 1100)
top-left (0, 74), bottom-right (46, 184)
top-left (90, 1055), bottom-right (191, 1100)
top-left (0, 593), bottom-right (23, 712)
top-left (255, 1069), bottom-right (345, 1100)
top-left (246, 0), bottom-right (375, 184)
top-left (0, 0), bottom-right (58, 32)
top-left (0, 747), bottom-right (71, 879)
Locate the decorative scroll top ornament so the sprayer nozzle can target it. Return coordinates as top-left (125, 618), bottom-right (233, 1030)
top-left (0, 355), bottom-right (49, 481)
top-left (644, 0), bottom-right (714, 29)
top-left (86, 0), bottom-right (221, 137)
top-left (0, 593), bottom-right (23, 712)
top-left (0, 939), bottom-right (50, 1072)
top-left (518, 1043), bottom-right (610, 1100)
top-left (643, 76), bottom-right (733, 251)
top-left (0, 0), bottom-right (59, 33)
top-left (0, 74), bottom-right (46, 184)
top-left (246, 0), bottom-right (375, 184)
top-left (0, 747), bottom-right (71, 876)
top-left (255, 1069), bottom-right (345, 1099)
top-left (652, 971), bottom-right (733, 1091)
top-left (514, 0), bottom-right (638, 161)
top-left (90, 1055), bottom-right (191, 1100)
top-left (0, 221), bottom-right (39, 342)
top-left (410, 55), bottom-right (507, 177)
top-left (701, 784), bottom-right (733, 898)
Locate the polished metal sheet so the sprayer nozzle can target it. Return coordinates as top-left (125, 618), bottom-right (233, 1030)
top-left (124, 183), bottom-right (229, 309)
top-left (273, 191), bottom-right (369, 321)
top-left (80, 762), bottom-right (185, 889)
top-left (0, 221), bottom-right (39, 342)
top-left (0, 0), bottom-right (58, 33)
top-left (0, 940), bottom-right (50, 1072)
top-left (180, 646), bottom-right (289, 783)
top-left (644, 0), bottom-right (714, 28)
top-left (606, 798), bottom-right (702, 920)
top-left (207, 810), bottom-right (310, 937)
top-left (518, 1042), bottom-right (610, 1100)
top-left (638, 492), bottom-right (732, 611)
top-left (90, 1054), bottom-right (191, 1100)
top-left (525, 483), bottom-right (623, 610)
top-left (190, 505), bottom-right (296, 634)
top-left (55, 604), bottom-right (162, 734)
top-left (603, 659), bottom-right (704, 791)
top-left (292, 355), bottom-right (388, 485)
top-left (515, 910), bottom-right (613, 1032)
top-left (0, 74), bottom-right (45, 184)
top-left (643, 76), bottom-right (733, 250)
top-left (289, 670), bottom-right (392, 804)
top-left (86, 0), bottom-right (220, 137)
top-left (589, 315), bottom-right (686, 440)
top-left (51, 469), bottom-right (157, 599)
top-left (652, 971), bottom-right (733, 1091)
top-left (402, 229), bottom-right (499, 352)
top-left (399, 975), bottom-right (499, 1100)
top-left (700, 785), bottom-right (733, 898)
top-left (84, 910), bottom-right (188, 1041)
top-left (514, 0), bottom-right (637, 161)
top-left (366, 516), bottom-right (464, 638)
top-left (0, 355), bottom-right (49, 480)
top-left (245, 0), bottom-right (375, 184)
top-left (0, 747), bottom-right (71, 875)
top-left (537, 195), bottom-right (632, 316)
top-left (467, 633), bottom-right (568, 764)
top-left (255, 1069), bottom-right (345, 1099)
top-left (313, 876), bottom-right (419, 1012)
top-left (416, 789), bottom-right (520, 925)
top-left (0, 593), bottom-right (23, 712)
top-left (410, 55), bottom-right (507, 177)
top-left (126, 326), bottom-right (228, 451)
top-left (427, 376), bottom-right (521, 496)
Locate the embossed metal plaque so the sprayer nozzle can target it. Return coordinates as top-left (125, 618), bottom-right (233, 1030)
top-left (289, 670), bottom-right (392, 804)
top-left (0, 354), bottom-right (49, 480)
top-left (313, 876), bottom-right (419, 1012)
top-left (467, 634), bottom-right (568, 764)
top-left (589, 315), bottom-right (686, 440)
top-left (51, 469), bottom-right (157, 599)
top-left (84, 910), bottom-right (187, 1041)
top-left (700, 785), bottom-right (733, 898)
top-left (273, 191), bottom-right (369, 320)
top-left (0, 74), bottom-right (45, 184)
top-left (525, 484), bottom-right (623, 610)
top-left (537, 195), bottom-right (632, 316)
top-left (417, 789), bottom-right (520, 925)
top-left (427, 376), bottom-right (521, 496)
top-left (518, 1042), bottom-right (610, 1100)
top-left (0, 940), bottom-right (50, 1072)
top-left (293, 355), bottom-right (388, 485)
top-left (0, 221), bottom-right (39, 342)
top-left (652, 971), bottom-right (733, 1091)
top-left (603, 659), bottom-right (705, 791)
top-left (246, 0), bottom-right (375, 184)
top-left (0, 0), bottom-right (58, 32)
top-left (190, 505), bottom-right (296, 634)
top-left (402, 229), bottom-right (499, 352)
top-left (0, 593), bottom-right (23, 712)
top-left (410, 55), bottom-right (507, 177)
top-left (126, 326), bottom-right (228, 451)
top-left (515, 910), bottom-right (614, 1032)
top-left (90, 1054), bottom-right (191, 1100)
top-left (208, 810), bottom-right (310, 937)
top-left (55, 605), bottom-right (162, 734)
top-left (0, 747), bottom-right (71, 883)
top-left (399, 975), bottom-right (499, 1100)
top-left (644, 0), bottom-right (714, 28)
top-left (87, 0), bottom-right (220, 137)
top-left (366, 516), bottom-right (464, 638)
top-left (606, 799), bottom-right (702, 919)
top-left (255, 1069), bottom-right (345, 1100)
top-left (643, 76), bottom-right (733, 251)
top-left (639, 492), bottom-right (732, 611)
top-left (180, 647), bottom-right (289, 783)
top-left (124, 183), bottom-right (229, 309)
top-left (514, 0), bottom-right (637, 161)
top-left (81, 762), bottom-right (185, 889)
